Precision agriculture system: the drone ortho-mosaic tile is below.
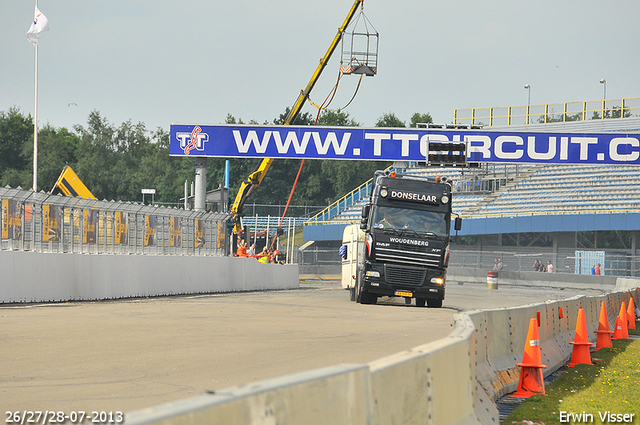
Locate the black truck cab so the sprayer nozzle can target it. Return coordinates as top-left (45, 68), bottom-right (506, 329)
top-left (353, 170), bottom-right (460, 307)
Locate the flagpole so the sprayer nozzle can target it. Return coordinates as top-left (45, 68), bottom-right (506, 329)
top-left (27, 0), bottom-right (48, 192)
top-left (33, 40), bottom-right (38, 192)
top-left (32, 0), bottom-right (39, 192)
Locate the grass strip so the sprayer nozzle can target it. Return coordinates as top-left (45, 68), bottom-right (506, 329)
top-left (503, 325), bottom-right (640, 424)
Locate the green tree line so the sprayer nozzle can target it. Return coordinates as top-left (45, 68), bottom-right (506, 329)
top-left (0, 107), bottom-right (432, 213)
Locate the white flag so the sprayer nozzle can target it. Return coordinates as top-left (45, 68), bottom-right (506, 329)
top-left (26, 6), bottom-right (49, 45)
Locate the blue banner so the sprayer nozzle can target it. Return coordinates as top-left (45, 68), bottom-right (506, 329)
top-left (170, 124), bottom-right (640, 165)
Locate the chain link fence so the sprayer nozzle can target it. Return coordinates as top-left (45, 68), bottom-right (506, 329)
top-left (1, 186), bottom-right (230, 256)
top-left (293, 244), bottom-right (640, 278)
top-left (449, 247), bottom-right (640, 277)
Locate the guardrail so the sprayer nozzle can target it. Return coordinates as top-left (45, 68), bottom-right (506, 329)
top-left (304, 179), bottom-right (373, 225)
top-left (458, 207), bottom-right (640, 219)
top-left (454, 97), bottom-right (640, 126)
top-left (240, 215), bottom-right (307, 231)
top-left (1, 186), bottom-right (230, 256)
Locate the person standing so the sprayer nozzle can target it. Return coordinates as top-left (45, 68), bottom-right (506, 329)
top-left (547, 261), bottom-right (554, 273)
top-left (595, 263), bottom-right (601, 275)
top-left (494, 258), bottom-right (503, 270)
top-left (591, 264), bottom-right (596, 275)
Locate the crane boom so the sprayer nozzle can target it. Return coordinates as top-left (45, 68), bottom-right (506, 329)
top-left (230, 0), bottom-right (365, 233)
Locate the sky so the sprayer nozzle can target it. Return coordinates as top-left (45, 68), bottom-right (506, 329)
top-left (2, 0), bottom-right (640, 133)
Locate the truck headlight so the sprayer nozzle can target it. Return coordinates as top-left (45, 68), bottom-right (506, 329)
top-left (380, 189), bottom-right (388, 198)
top-left (441, 195), bottom-right (449, 204)
top-left (430, 277), bottom-right (444, 285)
top-left (366, 270), bottom-right (381, 278)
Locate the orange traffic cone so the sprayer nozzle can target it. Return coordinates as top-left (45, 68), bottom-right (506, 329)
top-left (594, 301), bottom-right (613, 350)
top-left (568, 308), bottom-right (594, 366)
top-left (510, 318), bottom-right (548, 397)
top-left (612, 302), bottom-right (629, 340)
top-left (627, 297), bottom-right (636, 330)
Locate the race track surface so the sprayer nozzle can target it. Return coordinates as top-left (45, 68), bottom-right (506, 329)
top-left (1, 281), bottom-right (600, 413)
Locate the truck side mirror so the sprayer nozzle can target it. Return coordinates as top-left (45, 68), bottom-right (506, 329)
top-left (360, 205), bottom-right (370, 230)
top-left (454, 216), bottom-right (462, 231)
top-left (362, 205), bottom-right (370, 218)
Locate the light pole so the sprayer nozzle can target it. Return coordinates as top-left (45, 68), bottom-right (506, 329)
top-left (524, 84), bottom-right (531, 124)
top-left (599, 79), bottom-right (607, 119)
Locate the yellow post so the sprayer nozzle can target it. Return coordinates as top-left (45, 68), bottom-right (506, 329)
top-left (544, 104), bottom-right (549, 123)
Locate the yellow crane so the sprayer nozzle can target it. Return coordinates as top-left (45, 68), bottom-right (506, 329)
top-left (52, 165), bottom-right (95, 199)
top-left (230, 0), bottom-right (367, 234)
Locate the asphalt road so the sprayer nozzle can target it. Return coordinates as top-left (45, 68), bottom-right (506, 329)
top-left (0, 281), bottom-right (600, 414)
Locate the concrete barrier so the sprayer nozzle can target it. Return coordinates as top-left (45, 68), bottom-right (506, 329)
top-left (369, 314), bottom-right (481, 425)
top-left (124, 279), bottom-right (640, 425)
top-left (0, 251), bottom-right (299, 303)
top-left (125, 364), bottom-right (371, 425)
top-left (447, 267), bottom-right (618, 291)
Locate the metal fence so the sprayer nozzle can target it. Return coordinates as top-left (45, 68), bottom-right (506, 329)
top-left (1, 186), bottom-right (230, 256)
top-left (450, 247), bottom-right (640, 277)
top-left (453, 97), bottom-right (640, 126)
top-left (294, 245), bottom-right (640, 278)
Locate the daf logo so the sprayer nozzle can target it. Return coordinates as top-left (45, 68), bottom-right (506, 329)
top-left (177, 126), bottom-right (209, 155)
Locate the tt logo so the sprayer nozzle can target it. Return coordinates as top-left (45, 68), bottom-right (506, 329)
top-left (177, 126), bottom-right (209, 154)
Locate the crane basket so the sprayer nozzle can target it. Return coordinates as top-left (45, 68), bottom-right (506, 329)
top-left (340, 9), bottom-right (379, 77)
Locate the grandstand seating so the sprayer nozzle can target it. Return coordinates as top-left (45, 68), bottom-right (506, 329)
top-left (468, 164), bottom-right (640, 216)
top-left (306, 162), bottom-right (640, 224)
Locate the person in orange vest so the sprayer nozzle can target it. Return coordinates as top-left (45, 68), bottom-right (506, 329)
top-left (236, 239), bottom-right (248, 257)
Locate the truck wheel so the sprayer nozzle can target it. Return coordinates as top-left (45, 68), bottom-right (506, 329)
top-left (355, 272), bottom-right (364, 303)
top-left (427, 298), bottom-right (443, 308)
top-left (415, 298), bottom-right (426, 307)
top-left (361, 291), bottom-right (377, 305)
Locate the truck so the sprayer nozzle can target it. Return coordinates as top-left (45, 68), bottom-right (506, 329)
top-left (341, 169), bottom-right (461, 307)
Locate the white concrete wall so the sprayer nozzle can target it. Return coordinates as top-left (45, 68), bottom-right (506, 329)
top-left (0, 251), bottom-right (299, 303)
top-left (125, 282), bottom-right (640, 425)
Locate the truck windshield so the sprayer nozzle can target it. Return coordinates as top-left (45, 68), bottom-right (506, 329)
top-left (371, 206), bottom-right (448, 237)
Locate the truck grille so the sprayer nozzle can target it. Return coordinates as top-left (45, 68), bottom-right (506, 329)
top-left (385, 265), bottom-right (427, 286)
top-left (376, 243), bottom-right (441, 267)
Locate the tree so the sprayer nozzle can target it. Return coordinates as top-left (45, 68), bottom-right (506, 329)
top-left (225, 114), bottom-right (245, 125)
top-left (0, 107), bottom-right (32, 187)
top-left (273, 107), bottom-right (315, 126)
top-left (409, 112), bottom-right (433, 127)
top-left (73, 111), bottom-right (120, 199)
top-left (317, 109), bottom-right (360, 127)
top-left (376, 112), bottom-right (405, 128)
top-left (24, 125), bottom-right (80, 191)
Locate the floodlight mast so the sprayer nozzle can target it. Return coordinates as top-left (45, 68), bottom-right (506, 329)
top-left (230, 0), bottom-right (366, 234)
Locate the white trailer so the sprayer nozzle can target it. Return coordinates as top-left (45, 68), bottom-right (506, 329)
top-left (340, 224), bottom-right (364, 291)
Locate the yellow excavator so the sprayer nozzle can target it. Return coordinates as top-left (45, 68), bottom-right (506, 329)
top-left (229, 0), bottom-right (370, 234)
top-left (52, 165), bottom-right (95, 199)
